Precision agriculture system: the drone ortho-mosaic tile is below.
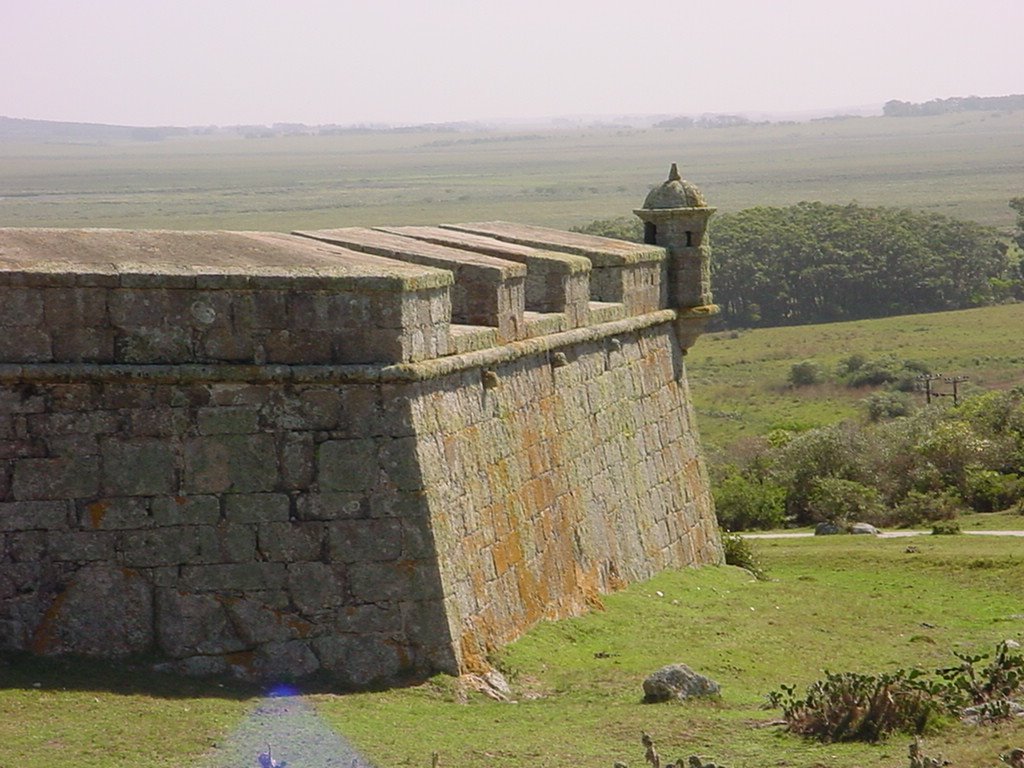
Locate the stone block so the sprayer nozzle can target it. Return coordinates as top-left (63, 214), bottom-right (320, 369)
top-left (78, 497), bottom-right (151, 530)
top-left (254, 639), bottom-right (321, 681)
top-left (331, 602), bottom-right (402, 634)
top-left (280, 433), bottom-right (315, 490)
top-left (311, 633), bottom-right (406, 687)
top-left (101, 439), bottom-right (177, 496)
top-left (50, 328), bottom-right (116, 363)
top-left (12, 457), bottom-right (100, 501)
top-left (368, 490), bottom-right (429, 520)
top-left (7, 530), bottom-right (47, 562)
top-left (151, 495), bottom-right (221, 526)
top-left (179, 562), bottom-right (287, 592)
top-left (249, 291), bottom-right (289, 328)
top-left (121, 527), bottom-right (202, 567)
top-left (183, 434), bottom-right (278, 494)
top-left (263, 330), bottom-right (333, 364)
top-left (197, 326), bottom-right (255, 361)
top-left (42, 287), bottom-right (108, 327)
top-left (0, 328), bottom-right (52, 362)
top-left (262, 390), bottom-right (343, 431)
top-left (401, 517), bottom-right (436, 559)
top-left (0, 387), bottom-right (46, 415)
top-left (0, 288), bottom-right (44, 326)
top-left (327, 518), bottom-right (403, 564)
top-left (257, 521), bottom-right (326, 562)
top-left (317, 439), bottom-right (378, 492)
top-left (156, 590), bottom-right (246, 658)
top-left (108, 289), bottom-right (170, 326)
top-left (379, 437), bottom-right (424, 492)
top-left (293, 492), bottom-right (368, 521)
top-left (197, 406), bottom-right (260, 435)
top-left (348, 559), bottom-right (443, 603)
top-left (224, 493), bottom-right (290, 523)
top-left (114, 326), bottom-right (193, 364)
top-left (286, 562), bottom-right (346, 616)
top-left (223, 598), bottom-right (296, 645)
top-left (197, 523), bottom-right (257, 563)
top-left (46, 530), bottom-right (117, 562)
top-left (0, 501), bottom-right (71, 531)
top-left (31, 566), bottom-right (153, 657)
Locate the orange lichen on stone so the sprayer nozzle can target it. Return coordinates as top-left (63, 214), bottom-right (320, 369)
top-left (29, 591), bottom-right (68, 654)
top-left (86, 501), bottom-right (108, 529)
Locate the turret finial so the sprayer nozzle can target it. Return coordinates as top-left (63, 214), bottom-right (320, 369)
top-left (668, 163), bottom-right (681, 182)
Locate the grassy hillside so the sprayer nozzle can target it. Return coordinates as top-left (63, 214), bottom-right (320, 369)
top-left (2, 110), bottom-right (1021, 233)
top-left (687, 303), bottom-right (1024, 456)
top-left (4, 534), bottom-right (1023, 767)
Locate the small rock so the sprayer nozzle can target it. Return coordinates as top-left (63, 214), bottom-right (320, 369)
top-left (849, 522), bottom-right (880, 535)
top-left (814, 521), bottom-right (842, 536)
top-left (1005, 639), bottom-right (1021, 649)
top-left (643, 663), bottom-right (720, 703)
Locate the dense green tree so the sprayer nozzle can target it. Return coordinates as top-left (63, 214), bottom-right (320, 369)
top-left (1010, 197), bottom-right (1024, 252)
top-left (709, 203), bottom-right (1010, 327)
top-left (575, 203), bottom-right (1013, 329)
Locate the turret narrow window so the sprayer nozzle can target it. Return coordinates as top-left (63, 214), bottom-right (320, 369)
top-left (685, 231), bottom-right (693, 247)
top-left (644, 222), bottom-right (657, 244)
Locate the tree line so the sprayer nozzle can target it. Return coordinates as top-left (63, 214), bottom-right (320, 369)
top-left (574, 202), bottom-right (1022, 329)
top-left (883, 94), bottom-right (1024, 116)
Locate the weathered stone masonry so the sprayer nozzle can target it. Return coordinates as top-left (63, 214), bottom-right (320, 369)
top-left (0, 167), bottom-right (722, 684)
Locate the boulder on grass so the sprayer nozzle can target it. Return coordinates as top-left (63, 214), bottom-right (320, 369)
top-left (850, 522), bottom-right (880, 535)
top-left (643, 663), bottom-right (720, 703)
top-left (814, 521), bottom-right (842, 536)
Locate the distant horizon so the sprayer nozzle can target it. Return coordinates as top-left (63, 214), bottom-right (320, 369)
top-left (3, 0), bottom-right (1021, 128)
top-left (6, 94), bottom-right (1012, 131)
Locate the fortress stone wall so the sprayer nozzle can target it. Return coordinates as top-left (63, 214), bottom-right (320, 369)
top-left (0, 167), bottom-right (722, 685)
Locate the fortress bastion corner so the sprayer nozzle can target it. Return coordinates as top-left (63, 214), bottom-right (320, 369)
top-left (0, 165), bottom-right (722, 685)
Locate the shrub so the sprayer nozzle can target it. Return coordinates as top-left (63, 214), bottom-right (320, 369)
top-left (789, 360), bottom-right (826, 387)
top-left (964, 469), bottom-right (1024, 513)
top-left (767, 643), bottom-right (1024, 743)
top-left (865, 391), bottom-right (914, 421)
top-left (806, 476), bottom-right (885, 525)
top-left (721, 534), bottom-right (768, 580)
top-left (937, 642), bottom-right (1024, 709)
top-left (891, 490), bottom-right (960, 527)
top-left (766, 669), bottom-right (942, 742)
top-left (836, 353), bottom-right (867, 377)
top-left (772, 423), bottom-right (867, 524)
top-left (931, 520), bottom-right (962, 535)
top-left (713, 473), bottom-right (786, 531)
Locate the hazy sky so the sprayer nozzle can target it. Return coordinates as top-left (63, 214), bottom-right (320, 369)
top-left (3, 0), bottom-right (1022, 126)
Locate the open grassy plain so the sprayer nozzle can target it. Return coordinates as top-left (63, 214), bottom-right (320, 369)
top-left (3, 534), bottom-right (1023, 768)
top-left (2, 110), bottom-right (1023, 766)
top-left (687, 303), bottom-right (1024, 456)
top-left (2, 110), bottom-right (1022, 233)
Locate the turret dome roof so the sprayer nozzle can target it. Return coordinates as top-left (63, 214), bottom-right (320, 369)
top-left (642, 164), bottom-right (707, 209)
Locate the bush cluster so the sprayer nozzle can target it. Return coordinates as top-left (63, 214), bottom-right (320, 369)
top-left (712, 390), bottom-right (1024, 529)
top-left (767, 642), bottom-right (1024, 743)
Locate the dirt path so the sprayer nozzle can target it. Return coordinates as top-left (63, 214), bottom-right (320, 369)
top-left (200, 694), bottom-right (374, 768)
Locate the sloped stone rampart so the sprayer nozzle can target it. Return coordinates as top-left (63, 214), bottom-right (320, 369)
top-left (0, 216), bottom-right (722, 684)
top-left (410, 323), bottom-right (718, 670)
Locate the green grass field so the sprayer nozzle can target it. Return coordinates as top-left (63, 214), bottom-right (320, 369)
top-left (3, 107), bottom-right (1023, 767)
top-left (3, 534), bottom-right (1023, 768)
top-left (686, 303), bottom-right (1024, 456)
top-left (2, 111), bottom-right (1022, 233)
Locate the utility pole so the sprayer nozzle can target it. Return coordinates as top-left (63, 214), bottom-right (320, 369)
top-left (917, 373), bottom-right (943, 405)
top-left (944, 375), bottom-right (969, 406)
